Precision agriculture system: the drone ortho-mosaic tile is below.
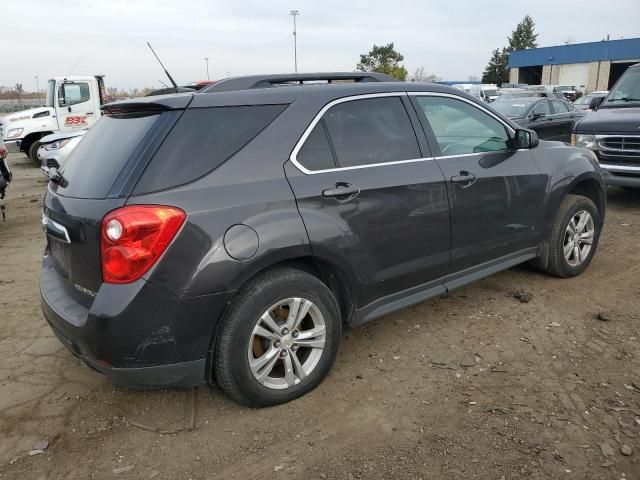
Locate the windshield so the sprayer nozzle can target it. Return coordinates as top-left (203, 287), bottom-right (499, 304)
top-left (491, 100), bottom-right (535, 117)
top-left (45, 80), bottom-right (55, 108)
top-left (602, 68), bottom-right (640, 107)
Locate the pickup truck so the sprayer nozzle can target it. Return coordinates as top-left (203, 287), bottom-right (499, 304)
top-left (0, 75), bottom-right (106, 163)
top-left (572, 63), bottom-right (640, 189)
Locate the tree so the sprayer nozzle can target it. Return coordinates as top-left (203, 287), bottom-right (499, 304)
top-left (482, 49), bottom-right (509, 84)
top-left (506, 14), bottom-right (538, 52)
top-left (14, 83), bottom-right (23, 103)
top-left (357, 43), bottom-right (408, 81)
top-left (411, 67), bottom-right (441, 83)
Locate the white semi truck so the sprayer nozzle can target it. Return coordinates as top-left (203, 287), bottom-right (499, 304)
top-left (0, 75), bottom-right (106, 162)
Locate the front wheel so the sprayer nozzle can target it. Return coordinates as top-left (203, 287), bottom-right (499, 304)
top-left (213, 268), bottom-right (341, 407)
top-left (545, 194), bottom-right (601, 278)
top-left (27, 140), bottom-right (42, 166)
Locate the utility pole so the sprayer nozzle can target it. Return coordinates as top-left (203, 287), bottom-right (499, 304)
top-left (204, 57), bottom-right (210, 80)
top-left (34, 75), bottom-right (40, 104)
top-left (290, 10), bottom-right (299, 73)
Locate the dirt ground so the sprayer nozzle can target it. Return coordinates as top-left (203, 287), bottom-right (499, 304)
top-left (0, 153), bottom-right (639, 480)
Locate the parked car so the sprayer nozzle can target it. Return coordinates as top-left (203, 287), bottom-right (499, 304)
top-left (525, 85), bottom-right (566, 99)
top-left (38, 130), bottom-right (87, 175)
top-left (555, 85), bottom-right (580, 102)
top-left (572, 62), bottom-right (640, 188)
top-left (573, 91), bottom-right (609, 111)
top-left (41, 72), bottom-right (606, 406)
top-left (491, 97), bottom-right (586, 142)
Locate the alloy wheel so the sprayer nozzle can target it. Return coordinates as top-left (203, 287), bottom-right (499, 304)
top-left (247, 297), bottom-right (326, 390)
top-left (563, 210), bottom-right (595, 267)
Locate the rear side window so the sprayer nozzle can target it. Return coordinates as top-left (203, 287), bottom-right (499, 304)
top-left (297, 121), bottom-right (336, 171)
top-left (57, 114), bottom-right (160, 199)
top-left (322, 97), bottom-right (420, 168)
top-left (134, 105), bottom-right (286, 194)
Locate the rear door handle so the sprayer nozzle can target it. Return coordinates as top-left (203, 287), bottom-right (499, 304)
top-left (451, 171), bottom-right (477, 188)
top-left (322, 182), bottom-right (360, 201)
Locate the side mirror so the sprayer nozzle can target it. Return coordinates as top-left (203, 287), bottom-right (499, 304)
top-left (515, 129), bottom-right (539, 149)
top-left (589, 96), bottom-right (605, 111)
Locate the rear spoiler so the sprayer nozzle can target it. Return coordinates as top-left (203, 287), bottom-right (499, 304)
top-left (201, 72), bottom-right (399, 93)
top-left (102, 94), bottom-right (193, 115)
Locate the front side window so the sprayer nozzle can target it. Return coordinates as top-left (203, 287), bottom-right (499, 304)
top-left (416, 96), bottom-right (510, 156)
top-left (531, 100), bottom-right (551, 116)
top-left (320, 97), bottom-right (421, 168)
top-left (551, 100), bottom-right (571, 113)
top-left (58, 82), bottom-right (90, 107)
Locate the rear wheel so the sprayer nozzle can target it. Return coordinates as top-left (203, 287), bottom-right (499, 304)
top-left (27, 140), bottom-right (42, 166)
top-left (545, 194), bottom-right (601, 277)
top-left (213, 268), bottom-right (341, 406)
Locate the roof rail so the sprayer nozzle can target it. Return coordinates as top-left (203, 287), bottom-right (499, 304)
top-left (200, 72), bottom-right (399, 93)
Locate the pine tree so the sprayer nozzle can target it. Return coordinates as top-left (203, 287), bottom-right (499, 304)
top-left (507, 15), bottom-right (538, 52)
top-left (481, 49), bottom-right (509, 84)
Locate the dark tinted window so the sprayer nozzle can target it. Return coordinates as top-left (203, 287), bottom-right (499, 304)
top-left (135, 105), bottom-right (286, 194)
top-left (57, 113), bottom-right (160, 199)
top-left (322, 97), bottom-right (420, 168)
top-left (297, 121), bottom-right (336, 171)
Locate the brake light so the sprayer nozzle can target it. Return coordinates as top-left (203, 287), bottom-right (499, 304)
top-left (0, 146), bottom-right (6, 157)
top-left (101, 205), bottom-right (186, 284)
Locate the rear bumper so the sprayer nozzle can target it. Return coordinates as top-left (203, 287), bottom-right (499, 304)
top-left (40, 254), bottom-right (233, 388)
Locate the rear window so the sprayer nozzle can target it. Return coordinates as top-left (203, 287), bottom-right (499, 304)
top-left (57, 113), bottom-right (160, 199)
top-left (133, 104), bottom-right (287, 194)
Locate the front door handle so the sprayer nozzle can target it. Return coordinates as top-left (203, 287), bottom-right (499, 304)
top-left (451, 171), bottom-right (477, 188)
top-left (322, 182), bottom-right (360, 201)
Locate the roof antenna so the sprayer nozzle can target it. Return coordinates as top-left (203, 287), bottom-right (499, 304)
top-left (147, 42), bottom-right (178, 92)
top-left (65, 57), bottom-right (85, 80)
top-left (158, 79), bottom-right (169, 88)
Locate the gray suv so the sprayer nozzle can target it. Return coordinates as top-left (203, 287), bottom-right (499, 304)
top-left (41, 73), bottom-right (606, 406)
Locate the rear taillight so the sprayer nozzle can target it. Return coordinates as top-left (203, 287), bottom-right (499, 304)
top-left (0, 147), bottom-right (6, 157)
top-left (101, 205), bottom-right (186, 284)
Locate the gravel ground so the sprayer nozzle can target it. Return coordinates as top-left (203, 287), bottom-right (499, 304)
top-left (1, 153), bottom-right (639, 480)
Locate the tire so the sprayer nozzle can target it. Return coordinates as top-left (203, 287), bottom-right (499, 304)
top-left (27, 140), bottom-right (42, 166)
top-left (545, 194), bottom-right (601, 278)
top-left (213, 268), bottom-right (341, 407)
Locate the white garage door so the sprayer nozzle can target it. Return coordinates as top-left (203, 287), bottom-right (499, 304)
top-left (559, 63), bottom-right (589, 88)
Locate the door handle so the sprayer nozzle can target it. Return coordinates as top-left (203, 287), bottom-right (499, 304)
top-left (451, 171), bottom-right (477, 188)
top-left (322, 182), bottom-right (360, 201)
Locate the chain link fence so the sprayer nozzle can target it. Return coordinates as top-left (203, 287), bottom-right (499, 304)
top-left (0, 99), bottom-right (44, 114)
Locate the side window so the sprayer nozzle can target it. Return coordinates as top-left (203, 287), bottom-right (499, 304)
top-left (58, 82), bottom-right (90, 107)
top-left (297, 121), bottom-right (336, 171)
top-left (321, 97), bottom-right (420, 168)
top-left (551, 100), bottom-right (571, 113)
top-left (532, 101), bottom-right (551, 116)
top-left (416, 96), bottom-right (510, 156)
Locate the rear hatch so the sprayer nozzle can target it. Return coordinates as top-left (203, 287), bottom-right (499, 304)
top-left (43, 96), bottom-right (190, 294)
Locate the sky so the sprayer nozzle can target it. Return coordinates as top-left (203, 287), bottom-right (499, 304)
top-left (2, 0), bottom-right (640, 91)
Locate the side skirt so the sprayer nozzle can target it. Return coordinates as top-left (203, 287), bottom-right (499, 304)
top-left (353, 247), bottom-right (538, 327)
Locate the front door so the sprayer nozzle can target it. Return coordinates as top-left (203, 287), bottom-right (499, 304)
top-left (526, 99), bottom-right (554, 140)
top-left (410, 93), bottom-right (548, 276)
top-left (285, 94), bottom-right (451, 308)
top-left (550, 99), bottom-right (576, 142)
top-left (56, 81), bottom-right (98, 132)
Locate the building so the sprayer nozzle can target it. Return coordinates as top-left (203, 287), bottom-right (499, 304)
top-left (508, 37), bottom-right (640, 92)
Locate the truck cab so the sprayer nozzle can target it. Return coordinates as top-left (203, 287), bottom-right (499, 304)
top-left (0, 75), bottom-right (106, 162)
top-left (572, 63), bottom-right (640, 189)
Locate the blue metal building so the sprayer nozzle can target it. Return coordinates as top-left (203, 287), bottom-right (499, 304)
top-left (507, 37), bottom-right (640, 92)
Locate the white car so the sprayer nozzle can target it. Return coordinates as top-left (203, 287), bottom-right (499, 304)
top-left (38, 130), bottom-right (86, 175)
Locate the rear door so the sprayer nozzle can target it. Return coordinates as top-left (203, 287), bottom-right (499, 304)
top-left (410, 93), bottom-right (547, 278)
top-left (285, 93), bottom-right (451, 308)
